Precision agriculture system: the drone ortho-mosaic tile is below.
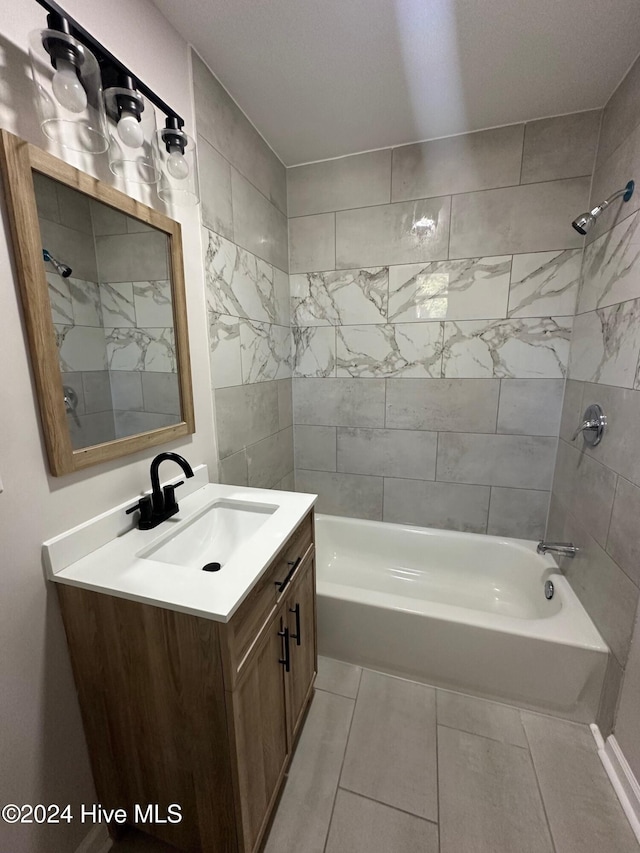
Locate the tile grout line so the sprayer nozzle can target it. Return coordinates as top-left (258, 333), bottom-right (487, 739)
top-left (520, 714), bottom-right (560, 853)
top-left (321, 670), bottom-right (361, 853)
top-left (436, 721), bottom-right (529, 750)
top-left (335, 785), bottom-right (440, 827)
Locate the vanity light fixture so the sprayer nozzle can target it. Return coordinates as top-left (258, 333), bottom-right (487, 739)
top-left (31, 0), bottom-right (200, 204)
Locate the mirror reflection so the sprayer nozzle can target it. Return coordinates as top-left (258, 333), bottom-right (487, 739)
top-left (33, 173), bottom-right (180, 450)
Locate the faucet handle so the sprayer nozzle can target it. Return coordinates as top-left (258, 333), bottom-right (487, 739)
top-left (126, 495), bottom-right (153, 526)
top-left (162, 480), bottom-right (185, 515)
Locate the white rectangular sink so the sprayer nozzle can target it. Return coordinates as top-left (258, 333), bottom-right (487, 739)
top-left (139, 498), bottom-right (277, 570)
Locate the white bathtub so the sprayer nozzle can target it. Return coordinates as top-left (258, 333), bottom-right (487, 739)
top-left (315, 514), bottom-right (609, 722)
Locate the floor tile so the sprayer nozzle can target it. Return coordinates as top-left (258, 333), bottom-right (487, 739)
top-left (325, 790), bottom-right (439, 853)
top-left (438, 725), bottom-right (554, 853)
top-left (262, 690), bottom-right (354, 853)
top-left (340, 670), bottom-right (437, 820)
top-left (315, 656), bottom-right (362, 699)
top-left (522, 712), bottom-right (640, 852)
top-left (437, 688), bottom-right (528, 747)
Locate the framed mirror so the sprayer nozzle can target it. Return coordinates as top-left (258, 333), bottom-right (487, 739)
top-left (0, 130), bottom-right (195, 476)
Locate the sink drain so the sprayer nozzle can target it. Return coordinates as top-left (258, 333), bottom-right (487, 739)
top-left (202, 562), bottom-right (222, 572)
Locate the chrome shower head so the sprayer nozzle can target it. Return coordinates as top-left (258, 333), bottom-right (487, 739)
top-left (43, 248), bottom-right (72, 278)
top-left (571, 180), bottom-right (635, 235)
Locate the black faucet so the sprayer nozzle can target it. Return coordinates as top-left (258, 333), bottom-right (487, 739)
top-left (127, 452), bottom-right (195, 530)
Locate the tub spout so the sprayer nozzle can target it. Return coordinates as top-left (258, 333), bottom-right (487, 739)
top-left (537, 541), bottom-right (578, 558)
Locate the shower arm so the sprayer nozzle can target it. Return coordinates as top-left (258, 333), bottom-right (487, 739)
top-left (588, 187), bottom-right (628, 217)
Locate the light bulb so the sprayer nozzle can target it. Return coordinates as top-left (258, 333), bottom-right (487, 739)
top-left (51, 58), bottom-right (87, 113)
top-left (117, 110), bottom-right (144, 148)
top-left (166, 148), bottom-right (189, 180)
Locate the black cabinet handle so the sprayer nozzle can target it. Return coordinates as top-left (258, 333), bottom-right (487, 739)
top-left (278, 626), bottom-right (290, 672)
top-left (275, 556), bottom-right (302, 593)
top-left (289, 603), bottom-right (301, 646)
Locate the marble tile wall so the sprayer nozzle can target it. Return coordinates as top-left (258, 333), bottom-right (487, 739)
top-left (289, 112), bottom-right (599, 537)
top-left (546, 54), bottom-right (640, 740)
top-left (193, 49), bottom-right (293, 490)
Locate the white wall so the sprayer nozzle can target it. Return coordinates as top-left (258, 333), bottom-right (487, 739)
top-left (0, 2), bottom-right (217, 850)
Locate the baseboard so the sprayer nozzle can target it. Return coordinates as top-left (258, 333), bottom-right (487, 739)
top-left (591, 724), bottom-right (640, 844)
top-left (74, 824), bottom-right (112, 853)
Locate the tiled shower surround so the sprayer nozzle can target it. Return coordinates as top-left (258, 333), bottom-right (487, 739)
top-left (193, 51), bottom-right (294, 490)
top-left (288, 112), bottom-right (600, 537)
top-left (547, 53), bottom-right (640, 737)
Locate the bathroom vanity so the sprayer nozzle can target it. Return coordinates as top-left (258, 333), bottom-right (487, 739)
top-left (44, 471), bottom-right (317, 853)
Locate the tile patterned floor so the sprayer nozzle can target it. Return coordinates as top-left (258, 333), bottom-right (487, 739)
top-left (113, 657), bottom-right (640, 853)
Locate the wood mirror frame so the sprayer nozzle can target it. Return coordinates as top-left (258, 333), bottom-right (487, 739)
top-left (0, 130), bottom-right (195, 476)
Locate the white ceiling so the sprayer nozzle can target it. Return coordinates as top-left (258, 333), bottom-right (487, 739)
top-left (152, 0), bottom-right (640, 166)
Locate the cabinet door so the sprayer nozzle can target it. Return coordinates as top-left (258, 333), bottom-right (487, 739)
top-left (285, 553), bottom-right (317, 744)
top-left (230, 610), bottom-right (289, 853)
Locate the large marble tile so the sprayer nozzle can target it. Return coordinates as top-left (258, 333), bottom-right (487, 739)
top-left (61, 371), bottom-right (85, 415)
top-left (231, 168), bottom-right (288, 272)
top-left (133, 281), bottom-right (173, 328)
top-left (288, 149), bottom-right (391, 217)
top-left (315, 657), bottom-right (361, 699)
top-left (204, 229), bottom-right (280, 324)
top-left (140, 372), bottom-right (180, 416)
top-left (569, 302), bottom-right (640, 389)
top-left (47, 273), bottom-right (73, 324)
top-left (606, 476), bottom-right (640, 585)
top-left (56, 325), bottom-right (108, 372)
top-left (293, 327), bottom-right (336, 377)
top-left (198, 134), bottom-right (233, 240)
top-left (289, 213), bottom-right (335, 274)
top-left (442, 317), bottom-right (572, 379)
top-left (613, 616), bottom-right (640, 779)
top-left (33, 172), bottom-right (60, 222)
top-left (81, 371), bottom-right (112, 414)
top-left (217, 449), bottom-right (248, 486)
top-left (558, 378), bottom-right (585, 443)
top-left (109, 371), bottom-right (143, 411)
top-left (208, 312), bottom-right (242, 389)
top-left (69, 279), bottom-right (102, 327)
top-left (438, 726), bottom-right (554, 853)
top-left (192, 52), bottom-right (287, 215)
top-left (508, 250), bottom-right (582, 318)
top-left (106, 328), bottom-right (175, 373)
top-left (336, 323), bottom-right (443, 378)
top-left (497, 378), bottom-right (564, 436)
top-left (100, 282), bottom-right (136, 328)
top-left (89, 199), bottom-right (127, 236)
top-left (450, 178), bottom-right (589, 258)
top-left (521, 111), bottom-right (600, 184)
top-left (214, 380), bottom-right (280, 458)
top-left (597, 654), bottom-right (624, 739)
top-left (295, 469), bottom-right (383, 519)
top-left (340, 670), bottom-right (437, 820)
top-left (293, 378), bottom-right (386, 427)
top-left (55, 180), bottom-right (93, 234)
top-left (552, 499), bottom-right (639, 666)
top-left (273, 267), bottom-right (290, 327)
top-left (246, 426), bottom-right (293, 489)
top-left (113, 410), bottom-right (178, 439)
top-left (262, 691), bottom-right (354, 853)
top-left (291, 267), bottom-right (388, 326)
top-left (240, 320), bottom-right (291, 383)
top-left (294, 425), bottom-right (336, 471)
top-left (336, 196), bottom-right (451, 269)
top-left (337, 427), bottom-right (437, 480)
top-left (597, 53), bottom-right (640, 168)
top-left (385, 377), bottom-right (500, 432)
top-left (579, 383), bottom-right (640, 487)
top-left (383, 478), bottom-right (490, 533)
top-left (579, 211), bottom-right (640, 312)
top-left (487, 487), bottom-right (549, 539)
top-left (552, 439), bottom-right (617, 548)
top-left (522, 711), bottom-right (640, 853)
top-left (392, 125), bottom-right (523, 202)
top-left (436, 689), bottom-right (528, 747)
top-left (95, 230), bottom-right (168, 283)
top-left (68, 411), bottom-right (116, 449)
top-left (277, 378), bottom-right (293, 430)
top-left (437, 433), bottom-right (556, 490)
top-left (325, 791), bottom-right (439, 853)
top-left (388, 256), bottom-right (511, 322)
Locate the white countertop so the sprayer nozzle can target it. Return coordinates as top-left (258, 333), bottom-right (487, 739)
top-left (43, 472), bottom-right (316, 623)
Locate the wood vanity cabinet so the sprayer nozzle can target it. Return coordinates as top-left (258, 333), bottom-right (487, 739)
top-left (56, 510), bottom-right (317, 853)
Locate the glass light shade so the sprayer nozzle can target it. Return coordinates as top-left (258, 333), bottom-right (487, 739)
top-left (104, 88), bottom-right (160, 184)
top-left (28, 28), bottom-right (108, 154)
top-left (153, 128), bottom-right (200, 207)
